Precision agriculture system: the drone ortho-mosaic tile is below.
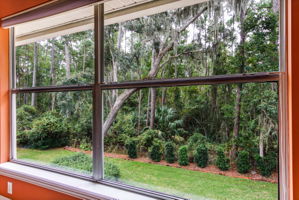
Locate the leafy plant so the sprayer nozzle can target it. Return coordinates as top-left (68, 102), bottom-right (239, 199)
top-left (178, 145), bottom-right (189, 166)
top-left (216, 148), bottom-right (230, 171)
top-left (236, 150), bottom-right (251, 174)
top-left (28, 112), bottom-right (70, 150)
top-left (125, 138), bottom-right (138, 159)
top-left (255, 152), bottom-right (277, 177)
top-left (164, 142), bottom-right (176, 163)
top-left (52, 153), bottom-right (120, 179)
top-left (138, 129), bottom-right (164, 152)
top-left (194, 144), bottom-right (209, 168)
top-left (16, 105), bottom-right (38, 146)
top-left (149, 140), bottom-right (163, 162)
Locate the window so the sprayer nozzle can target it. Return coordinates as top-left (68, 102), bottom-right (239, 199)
top-left (10, 0), bottom-right (285, 200)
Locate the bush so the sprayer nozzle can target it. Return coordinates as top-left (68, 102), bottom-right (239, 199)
top-left (149, 140), bottom-right (163, 162)
top-left (52, 153), bottom-right (120, 179)
top-left (16, 105), bottom-right (38, 146)
top-left (125, 138), bottom-right (138, 159)
top-left (187, 133), bottom-right (207, 151)
top-left (28, 112), bottom-right (70, 149)
top-left (187, 133), bottom-right (207, 160)
top-left (216, 148), bottom-right (230, 171)
top-left (194, 144), bottom-right (208, 168)
top-left (256, 152), bottom-right (277, 177)
top-left (138, 129), bottom-right (164, 152)
top-left (178, 145), bottom-right (189, 166)
top-left (236, 150), bottom-right (251, 174)
top-left (164, 142), bottom-right (176, 163)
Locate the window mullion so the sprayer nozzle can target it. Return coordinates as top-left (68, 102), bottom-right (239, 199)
top-left (10, 27), bottom-right (17, 160)
top-left (93, 3), bottom-right (104, 181)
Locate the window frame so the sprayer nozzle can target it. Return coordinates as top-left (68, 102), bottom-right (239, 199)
top-left (9, 1), bottom-right (288, 200)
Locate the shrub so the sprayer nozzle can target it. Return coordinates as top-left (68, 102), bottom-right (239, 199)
top-left (178, 145), bottom-right (189, 166)
top-left (149, 140), bottom-right (163, 162)
top-left (216, 148), bottom-right (230, 171)
top-left (52, 153), bottom-right (120, 179)
top-left (138, 129), bottom-right (164, 152)
top-left (164, 142), bottom-right (176, 163)
top-left (16, 105), bottom-right (38, 146)
top-left (28, 112), bottom-right (70, 149)
top-left (194, 144), bottom-right (209, 168)
top-left (236, 150), bottom-right (251, 174)
top-left (187, 133), bottom-right (207, 160)
top-left (125, 138), bottom-right (138, 159)
top-left (187, 133), bottom-right (207, 151)
top-left (256, 152), bottom-right (277, 177)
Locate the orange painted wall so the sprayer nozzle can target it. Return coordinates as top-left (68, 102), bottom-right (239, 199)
top-left (0, 0), bottom-right (51, 19)
top-left (0, 176), bottom-right (79, 200)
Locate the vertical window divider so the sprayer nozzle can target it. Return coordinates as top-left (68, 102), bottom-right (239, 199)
top-left (10, 27), bottom-right (17, 160)
top-left (93, 3), bottom-right (104, 181)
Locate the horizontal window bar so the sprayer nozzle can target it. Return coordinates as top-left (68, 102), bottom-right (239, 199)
top-left (11, 73), bottom-right (280, 94)
top-left (101, 72), bottom-right (280, 90)
top-left (12, 84), bottom-right (93, 94)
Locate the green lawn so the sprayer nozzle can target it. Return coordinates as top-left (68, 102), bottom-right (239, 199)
top-left (17, 148), bottom-right (278, 200)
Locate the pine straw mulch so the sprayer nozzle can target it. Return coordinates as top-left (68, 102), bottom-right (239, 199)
top-left (64, 146), bottom-right (278, 184)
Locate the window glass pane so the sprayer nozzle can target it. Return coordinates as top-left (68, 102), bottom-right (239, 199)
top-left (103, 82), bottom-right (278, 200)
top-left (16, 90), bottom-right (93, 176)
top-left (16, 30), bottom-right (95, 88)
top-left (104, 0), bottom-right (279, 83)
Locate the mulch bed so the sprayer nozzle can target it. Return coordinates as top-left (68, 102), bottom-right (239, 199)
top-left (64, 146), bottom-right (278, 184)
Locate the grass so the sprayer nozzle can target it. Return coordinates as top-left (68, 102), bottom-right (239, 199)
top-left (17, 148), bottom-right (278, 200)
top-left (17, 148), bottom-right (75, 163)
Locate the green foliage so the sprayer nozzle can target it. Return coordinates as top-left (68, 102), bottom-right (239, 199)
top-left (155, 107), bottom-right (185, 139)
top-left (178, 145), bottom-right (189, 166)
top-left (256, 152), bottom-right (277, 177)
top-left (16, 105), bottom-right (38, 146)
top-left (79, 139), bottom-right (92, 151)
top-left (164, 142), bottom-right (176, 163)
top-left (187, 133), bottom-right (207, 160)
top-left (138, 129), bottom-right (164, 152)
top-left (28, 112), bottom-right (70, 150)
top-left (236, 150), bottom-right (251, 174)
top-left (52, 153), bottom-right (120, 179)
top-left (149, 139), bottom-right (163, 162)
top-left (216, 148), bottom-right (230, 171)
top-left (194, 144), bottom-right (209, 168)
top-left (110, 113), bottom-right (136, 137)
top-left (125, 138), bottom-right (138, 159)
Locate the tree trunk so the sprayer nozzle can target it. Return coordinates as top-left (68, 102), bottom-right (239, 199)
top-left (146, 89), bottom-right (151, 127)
top-left (259, 127), bottom-right (264, 157)
top-left (161, 88), bottom-right (167, 107)
top-left (111, 23), bottom-right (124, 103)
top-left (231, 6), bottom-right (246, 159)
top-left (272, 0), bottom-right (279, 13)
top-left (64, 40), bottom-right (71, 79)
top-left (102, 6), bottom-right (207, 136)
top-left (50, 43), bottom-right (56, 111)
top-left (150, 88), bottom-right (157, 129)
top-left (137, 90), bottom-right (142, 134)
top-left (31, 42), bottom-right (38, 107)
top-left (82, 44), bottom-right (86, 72)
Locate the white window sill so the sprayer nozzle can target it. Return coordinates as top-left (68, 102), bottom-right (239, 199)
top-left (0, 162), bottom-right (157, 200)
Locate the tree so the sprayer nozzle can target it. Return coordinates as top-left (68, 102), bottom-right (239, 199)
top-left (31, 42), bottom-right (38, 106)
top-left (103, 5), bottom-right (208, 136)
